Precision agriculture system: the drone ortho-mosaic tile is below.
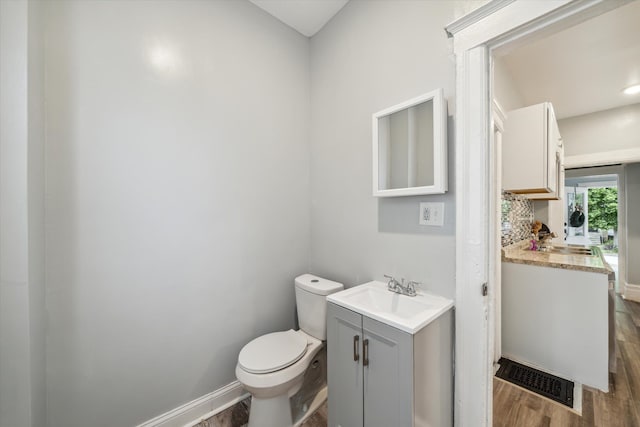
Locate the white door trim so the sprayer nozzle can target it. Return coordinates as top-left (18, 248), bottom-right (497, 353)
top-left (624, 283), bottom-right (640, 303)
top-left (453, 45), bottom-right (492, 427)
top-left (446, 0), bottom-right (630, 425)
top-left (491, 99), bottom-right (505, 368)
top-left (619, 168), bottom-right (627, 298)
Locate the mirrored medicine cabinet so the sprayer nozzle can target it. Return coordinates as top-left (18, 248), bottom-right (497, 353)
top-left (372, 88), bottom-right (448, 197)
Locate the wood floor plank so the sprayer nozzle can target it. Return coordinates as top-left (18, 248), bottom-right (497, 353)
top-left (628, 303), bottom-right (640, 327)
top-left (617, 312), bottom-right (640, 345)
top-left (620, 294), bottom-right (640, 326)
top-left (580, 387), bottom-right (595, 426)
top-left (609, 356), bottom-right (633, 401)
top-left (591, 385), bottom-right (611, 427)
top-left (603, 392), bottom-right (630, 427)
top-left (630, 399), bottom-right (640, 425)
top-left (522, 389), bottom-right (546, 412)
top-left (511, 404), bottom-right (550, 427)
top-left (615, 294), bottom-right (630, 314)
top-left (619, 341), bottom-right (640, 399)
top-left (548, 407), bottom-right (580, 427)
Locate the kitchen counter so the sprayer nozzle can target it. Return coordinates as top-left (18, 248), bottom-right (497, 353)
top-left (501, 243), bottom-right (612, 391)
top-left (502, 240), bottom-right (613, 274)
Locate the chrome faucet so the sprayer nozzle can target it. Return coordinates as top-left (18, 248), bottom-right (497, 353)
top-left (384, 275), bottom-right (419, 297)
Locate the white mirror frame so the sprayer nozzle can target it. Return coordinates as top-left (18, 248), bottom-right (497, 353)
top-left (372, 88), bottom-right (447, 197)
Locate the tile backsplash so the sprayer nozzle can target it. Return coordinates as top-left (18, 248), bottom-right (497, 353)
top-left (501, 192), bottom-right (534, 247)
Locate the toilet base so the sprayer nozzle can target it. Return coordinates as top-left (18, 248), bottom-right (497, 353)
top-left (292, 386), bottom-right (326, 427)
top-left (247, 394), bottom-right (293, 427)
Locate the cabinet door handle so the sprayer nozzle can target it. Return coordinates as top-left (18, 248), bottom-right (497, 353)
top-left (353, 335), bottom-right (359, 362)
top-left (363, 339), bottom-right (369, 367)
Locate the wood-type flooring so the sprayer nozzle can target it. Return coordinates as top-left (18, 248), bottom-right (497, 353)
top-left (194, 398), bottom-right (327, 427)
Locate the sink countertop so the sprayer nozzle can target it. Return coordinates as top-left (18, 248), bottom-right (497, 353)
top-left (502, 240), bottom-right (613, 274)
top-left (327, 280), bottom-right (454, 334)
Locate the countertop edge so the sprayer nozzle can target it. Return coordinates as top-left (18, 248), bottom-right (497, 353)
top-left (501, 240), bottom-right (613, 275)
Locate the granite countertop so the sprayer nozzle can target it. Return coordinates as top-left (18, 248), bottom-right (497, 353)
top-left (502, 240), bottom-right (613, 274)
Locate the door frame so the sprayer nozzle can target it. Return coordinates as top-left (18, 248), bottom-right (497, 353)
top-left (445, 0), bottom-right (631, 425)
top-left (490, 100), bottom-right (505, 367)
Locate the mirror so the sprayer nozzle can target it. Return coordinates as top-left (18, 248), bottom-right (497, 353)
top-left (372, 89), bottom-right (447, 197)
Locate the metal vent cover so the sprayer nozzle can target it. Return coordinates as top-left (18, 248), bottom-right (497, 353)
top-left (496, 358), bottom-right (574, 407)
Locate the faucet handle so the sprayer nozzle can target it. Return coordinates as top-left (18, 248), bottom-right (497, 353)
top-left (384, 274), bottom-right (398, 290)
top-left (406, 280), bottom-right (420, 296)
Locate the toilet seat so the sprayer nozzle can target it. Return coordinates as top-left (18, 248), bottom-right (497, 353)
top-left (238, 329), bottom-right (308, 374)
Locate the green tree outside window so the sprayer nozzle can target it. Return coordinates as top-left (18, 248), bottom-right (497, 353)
top-left (587, 187), bottom-right (618, 234)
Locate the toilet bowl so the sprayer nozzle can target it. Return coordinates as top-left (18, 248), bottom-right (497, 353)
top-left (235, 274), bottom-right (343, 427)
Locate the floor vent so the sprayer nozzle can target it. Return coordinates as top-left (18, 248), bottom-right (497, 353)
top-left (496, 358), bottom-right (574, 407)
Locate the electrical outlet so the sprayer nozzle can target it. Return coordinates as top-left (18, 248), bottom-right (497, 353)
top-left (419, 202), bottom-right (444, 226)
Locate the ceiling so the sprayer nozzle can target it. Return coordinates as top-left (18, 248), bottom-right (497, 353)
top-left (249, 0), bottom-right (349, 37)
top-left (499, 1), bottom-right (640, 119)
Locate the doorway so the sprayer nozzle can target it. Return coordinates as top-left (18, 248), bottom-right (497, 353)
top-left (447, 0), bottom-right (640, 425)
top-left (565, 168), bottom-right (623, 283)
top-left (489, 2), bottom-right (638, 425)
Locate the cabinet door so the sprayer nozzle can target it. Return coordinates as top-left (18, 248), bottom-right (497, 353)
top-left (504, 102), bottom-right (564, 199)
top-left (363, 316), bottom-right (413, 427)
top-left (328, 303), bottom-right (364, 427)
top-left (503, 103), bottom-right (548, 193)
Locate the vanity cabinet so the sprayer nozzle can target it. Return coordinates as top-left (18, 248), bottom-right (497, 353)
top-left (503, 102), bottom-right (564, 199)
top-left (327, 302), bottom-right (453, 427)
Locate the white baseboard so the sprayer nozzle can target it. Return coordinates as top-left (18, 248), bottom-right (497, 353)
top-left (623, 282), bottom-right (640, 303)
top-left (136, 381), bottom-right (249, 427)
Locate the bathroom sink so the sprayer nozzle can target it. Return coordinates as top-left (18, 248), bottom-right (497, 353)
top-left (327, 281), bottom-right (454, 334)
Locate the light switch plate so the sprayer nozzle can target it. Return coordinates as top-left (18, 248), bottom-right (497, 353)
top-left (419, 202), bottom-right (444, 226)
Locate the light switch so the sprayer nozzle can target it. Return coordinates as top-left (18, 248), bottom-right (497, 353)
top-left (419, 202), bottom-right (444, 226)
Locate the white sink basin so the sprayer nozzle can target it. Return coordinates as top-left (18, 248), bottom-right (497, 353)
top-left (327, 281), bottom-right (454, 334)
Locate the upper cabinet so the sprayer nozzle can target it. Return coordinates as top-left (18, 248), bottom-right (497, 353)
top-left (503, 102), bottom-right (564, 200)
top-left (372, 89), bottom-right (448, 197)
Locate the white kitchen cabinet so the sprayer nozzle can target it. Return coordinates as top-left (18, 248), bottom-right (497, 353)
top-left (527, 140), bottom-right (564, 201)
top-left (327, 302), bottom-right (453, 427)
top-left (503, 102), bottom-right (564, 199)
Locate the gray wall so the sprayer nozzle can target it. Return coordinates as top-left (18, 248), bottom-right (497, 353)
top-left (44, 1), bottom-right (310, 426)
top-left (0, 2), bottom-right (32, 425)
top-left (493, 56), bottom-right (526, 112)
top-left (5, 1), bottom-right (492, 425)
top-left (0, 1), bottom-right (46, 426)
top-left (308, 0), bottom-right (484, 298)
top-left (559, 103), bottom-right (640, 157)
top-left (560, 104), bottom-right (640, 287)
top-left (626, 163), bottom-right (640, 284)
top-left (27, 1), bottom-right (47, 426)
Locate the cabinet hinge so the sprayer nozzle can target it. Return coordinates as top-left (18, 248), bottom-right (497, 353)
top-left (482, 283), bottom-right (488, 296)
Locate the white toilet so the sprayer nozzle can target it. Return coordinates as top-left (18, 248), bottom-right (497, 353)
top-left (235, 274), bottom-right (343, 427)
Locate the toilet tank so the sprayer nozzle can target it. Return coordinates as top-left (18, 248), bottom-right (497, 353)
top-left (295, 274), bottom-right (344, 340)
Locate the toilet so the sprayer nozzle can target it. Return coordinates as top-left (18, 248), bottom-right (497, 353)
top-left (235, 274), bottom-right (343, 427)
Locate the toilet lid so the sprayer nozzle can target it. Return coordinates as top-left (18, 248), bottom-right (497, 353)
top-left (238, 330), bottom-right (308, 374)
